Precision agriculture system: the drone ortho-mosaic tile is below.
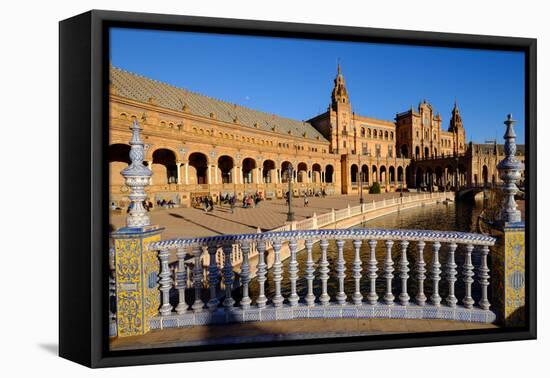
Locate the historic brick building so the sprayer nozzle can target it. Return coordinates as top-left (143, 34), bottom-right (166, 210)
top-left (109, 64), bottom-right (524, 208)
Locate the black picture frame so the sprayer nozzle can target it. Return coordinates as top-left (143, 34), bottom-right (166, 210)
top-left (59, 9), bottom-right (537, 368)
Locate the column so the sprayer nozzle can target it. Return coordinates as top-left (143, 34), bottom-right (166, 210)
top-left (335, 239), bottom-right (347, 305)
top-left (319, 239), bottom-right (330, 305)
top-left (383, 240), bottom-right (394, 305)
top-left (478, 245), bottom-right (491, 310)
top-left (214, 164), bottom-right (219, 184)
top-left (272, 239), bottom-right (284, 307)
top-left (158, 248), bottom-right (173, 316)
top-left (398, 240), bottom-right (410, 305)
top-left (207, 245), bottom-right (220, 310)
top-left (445, 243), bottom-right (458, 307)
top-left (184, 161), bottom-right (189, 185)
top-left (352, 240), bottom-right (363, 305)
top-left (176, 162), bottom-right (182, 185)
top-left (304, 239), bottom-right (315, 306)
top-left (207, 164), bottom-right (212, 185)
top-left (191, 245), bottom-right (204, 312)
top-left (288, 239), bottom-right (299, 306)
top-left (255, 240), bottom-right (268, 308)
top-left (415, 241), bottom-right (427, 306)
top-left (222, 243), bottom-right (235, 308)
top-left (240, 241), bottom-right (251, 309)
top-left (175, 247), bottom-right (188, 314)
top-left (367, 240), bottom-right (378, 304)
top-left (462, 244), bottom-right (474, 309)
top-left (430, 242), bottom-right (442, 306)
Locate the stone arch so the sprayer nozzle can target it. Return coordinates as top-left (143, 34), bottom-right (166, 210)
top-left (350, 164), bottom-right (359, 184)
top-left (109, 144), bottom-right (130, 186)
top-left (263, 159), bottom-right (276, 183)
top-left (152, 148), bottom-right (178, 185)
top-left (297, 162), bottom-right (308, 183)
top-left (400, 144), bottom-right (409, 158)
top-left (325, 164), bottom-right (334, 183)
top-left (361, 164), bottom-right (369, 183)
top-left (389, 166), bottom-right (395, 183)
top-left (281, 161), bottom-right (292, 183)
top-left (379, 165), bottom-right (387, 184)
top-left (189, 152), bottom-right (208, 185)
top-left (218, 155), bottom-right (234, 184)
top-left (415, 167), bottom-right (423, 188)
top-left (435, 166), bottom-right (444, 188)
top-left (242, 158), bottom-right (257, 184)
top-left (424, 146), bottom-right (429, 158)
top-left (397, 166), bottom-right (404, 183)
top-left (312, 163), bottom-right (322, 183)
top-left (372, 165), bottom-right (378, 182)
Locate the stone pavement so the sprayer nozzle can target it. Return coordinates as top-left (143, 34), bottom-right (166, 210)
top-left (110, 317), bottom-right (497, 350)
top-left (110, 192), bottom-right (418, 239)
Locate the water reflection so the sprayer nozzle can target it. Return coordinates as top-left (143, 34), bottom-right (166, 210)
top-left (249, 201), bottom-right (494, 306)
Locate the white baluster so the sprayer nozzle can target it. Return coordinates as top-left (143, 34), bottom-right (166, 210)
top-left (288, 238), bottom-right (299, 306)
top-left (319, 239), bottom-right (330, 305)
top-left (430, 241), bottom-right (442, 306)
top-left (399, 240), bottom-right (410, 305)
top-left (367, 240), bottom-right (378, 304)
top-left (175, 247), bottom-right (188, 314)
top-left (158, 247), bottom-right (173, 316)
top-left (445, 242), bottom-right (458, 308)
top-left (272, 239), bottom-right (284, 307)
top-left (222, 243), bottom-right (235, 308)
top-left (462, 244), bottom-right (474, 309)
top-left (304, 239), bottom-right (316, 306)
top-left (191, 245), bottom-right (204, 312)
top-left (478, 245), bottom-right (491, 310)
top-left (383, 240), bottom-right (395, 305)
top-left (352, 240), bottom-right (363, 305)
top-left (415, 241), bottom-right (427, 306)
top-left (336, 239), bottom-right (347, 305)
top-left (206, 245), bottom-right (220, 310)
top-left (255, 240), bottom-right (268, 308)
top-left (240, 240), bottom-right (251, 309)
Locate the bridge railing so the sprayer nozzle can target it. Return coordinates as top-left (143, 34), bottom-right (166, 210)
top-left (147, 228), bottom-right (496, 329)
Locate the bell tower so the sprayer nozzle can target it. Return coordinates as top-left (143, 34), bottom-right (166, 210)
top-left (448, 100), bottom-right (466, 155)
top-left (330, 63), bottom-right (353, 154)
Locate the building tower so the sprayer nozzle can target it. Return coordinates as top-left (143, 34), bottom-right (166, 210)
top-left (330, 63), bottom-right (353, 155)
top-left (448, 100), bottom-right (466, 155)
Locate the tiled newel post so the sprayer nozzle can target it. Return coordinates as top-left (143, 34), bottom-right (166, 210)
top-left (494, 114), bottom-right (526, 327)
top-left (110, 120), bottom-right (163, 337)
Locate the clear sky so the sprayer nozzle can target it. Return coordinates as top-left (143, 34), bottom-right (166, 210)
top-left (110, 28), bottom-right (525, 144)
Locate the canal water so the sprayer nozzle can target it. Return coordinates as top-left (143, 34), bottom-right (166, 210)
top-left (249, 199), bottom-right (495, 305)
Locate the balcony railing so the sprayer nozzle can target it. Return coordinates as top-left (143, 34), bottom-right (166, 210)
top-left (146, 227), bottom-right (496, 330)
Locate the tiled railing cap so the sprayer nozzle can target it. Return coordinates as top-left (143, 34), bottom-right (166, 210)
top-left (149, 227), bottom-right (496, 250)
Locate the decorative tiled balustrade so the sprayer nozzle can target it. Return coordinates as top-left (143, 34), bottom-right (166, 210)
top-left (146, 228), bottom-right (496, 330)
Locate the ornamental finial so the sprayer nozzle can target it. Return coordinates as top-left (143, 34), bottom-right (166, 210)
top-left (121, 120), bottom-right (152, 227)
top-left (497, 113), bottom-right (524, 224)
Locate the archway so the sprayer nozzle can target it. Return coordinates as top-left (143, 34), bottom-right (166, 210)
top-left (372, 165), bottom-right (378, 182)
top-left (415, 146), bottom-right (420, 159)
top-left (242, 158), bottom-right (256, 184)
top-left (424, 147), bottom-right (429, 159)
top-left (400, 144), bottom-right (409, 158)
top-left (297, 162), bottom-right (308, 183)
top-left (389, 166), bottom-right (395, 184)
top-left (312, 163), bottom-right (322, 183)
top-left (397, 166), bottom-right (404, 184)
top-left (325, 165), bottom-right (334, 184)
top-left (109, 144), bottom-right (130, 186)
top-left (415, 167), bottom-right (423, 188)
top-left (152, 149), bottom-right (178, 185)
top-left (189, 152), bottom-right (208, 184)
top-left (380, 165), bottom-right (387, 184)
top-left (350, 164), bottom-right (358, 184)
top-left (218, 155), bottom-right (234, 184)
top-left (281, 161), bottom-right (292, 183)
top-left (263, 160), bottom-right (276, 183)
top-left (361, 164), bottom-right (369, 183)
top-left (435, 166), bottom-right (443, 189)
top-left (482, 165), bottom-right (489, 187)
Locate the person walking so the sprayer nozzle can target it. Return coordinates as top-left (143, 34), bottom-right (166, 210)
top-left (303, 193), bottom-right (309, 207)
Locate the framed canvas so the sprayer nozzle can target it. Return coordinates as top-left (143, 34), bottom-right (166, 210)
top-left (59, 10), bottom-right (537, 368)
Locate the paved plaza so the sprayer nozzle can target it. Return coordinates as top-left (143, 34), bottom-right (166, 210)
top-left (110, 317), bottom-right (497, 350)
top-left (110, 192), bottom-right (418, 239)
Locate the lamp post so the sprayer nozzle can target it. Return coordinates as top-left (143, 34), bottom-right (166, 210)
top-left (286, 164), bottom-right (295, 222)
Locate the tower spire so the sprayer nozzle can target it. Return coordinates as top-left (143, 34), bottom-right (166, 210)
top-left (331, 62), bottom-right (349, 109)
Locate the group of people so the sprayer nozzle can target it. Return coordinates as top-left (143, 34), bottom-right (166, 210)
top-left (242, 192), bottom-right (263, 209)
top-left (156, 199), bottom-right (175, 208)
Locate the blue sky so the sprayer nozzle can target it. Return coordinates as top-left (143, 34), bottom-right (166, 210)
top-left (110, 28), bottom-right (525, 144)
